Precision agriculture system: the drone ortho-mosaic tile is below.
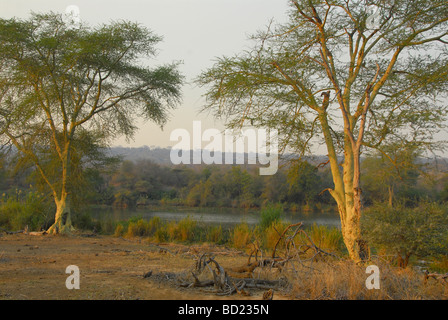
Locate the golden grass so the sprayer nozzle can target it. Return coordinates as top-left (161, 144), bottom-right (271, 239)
top-left (289, 259), bottom-right (448, 300)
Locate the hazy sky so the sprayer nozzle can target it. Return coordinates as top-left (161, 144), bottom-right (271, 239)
top-left (0, 0), bottom-right (291, 148)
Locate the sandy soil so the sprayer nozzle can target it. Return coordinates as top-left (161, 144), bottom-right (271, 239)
top-left (0, 232), bottom-right (285, 300)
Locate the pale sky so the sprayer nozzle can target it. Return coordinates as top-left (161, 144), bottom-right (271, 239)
top-left (0, 0), bottom-right (291, 149)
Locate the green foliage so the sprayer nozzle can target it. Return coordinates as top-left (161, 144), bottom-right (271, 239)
top-left (362, 202), bottom-right (448, 267)
top-left (0, 191), bottom-right (53, 231)
top-left (287, 161), bottom-right (322, 205)
top-left (306, 224), bottom-right (344, 254)
top-left (206, 225), bottom-right (224, 244)
top-left (361, 146), bottom-right (426, 206)
top-left (0, 13), bottom-right (183, 232)
top-left (259, 203), bottom-right (283, 230)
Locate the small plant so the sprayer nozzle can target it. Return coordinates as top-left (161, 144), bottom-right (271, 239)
top-left (114, 224), bottom-right (124, 237)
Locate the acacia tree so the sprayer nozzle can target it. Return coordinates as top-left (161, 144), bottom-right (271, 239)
top-left (0, 13), bottom-right (183, 234)
top-left (197, 0), bottom-right (448, 262)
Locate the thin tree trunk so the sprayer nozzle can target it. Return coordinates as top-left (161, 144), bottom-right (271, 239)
top-left (388, 186), bottom-right (394, 208)
top-left (47, 194), bottom-right (73, 234)
top-left (47, 142), bottom-right (74, 234)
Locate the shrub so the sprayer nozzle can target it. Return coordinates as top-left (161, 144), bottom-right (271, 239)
top-left (114, 224), bottom-right (124, 237)
top-left (232, 223), bottom-right (252, 249)
top-left (259, 203), bottom-right (283, 230)
top-left (306, 224), bottom-right (343, 253)
top-left (148, 216), bottom-right (163, 234)
top-left (362, 202), bottom-right (448, 268)
top-left (207, 225), bottom-right (224, 243)
top-left (0, 191), bottom-right (53, 231)
top-left (126, 219), bottom-right (151, 237)
top-left (177, 217), bottom-right (197, 242)
top-left (264, 220), bottom-right (288, 250)
top-left (154, 226), bottom-right (168, 243)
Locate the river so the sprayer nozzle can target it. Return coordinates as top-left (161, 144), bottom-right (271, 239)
top-left (88, 206), bottom-right (341, 228)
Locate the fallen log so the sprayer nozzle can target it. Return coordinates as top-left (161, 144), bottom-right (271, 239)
top-left (0, 228), bottom-right (25, 235)
top-left (227, 262), bottom-right (258, 274)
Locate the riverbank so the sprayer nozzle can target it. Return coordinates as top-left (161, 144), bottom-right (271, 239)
top-left (0, 232), bottom-right (447, 300)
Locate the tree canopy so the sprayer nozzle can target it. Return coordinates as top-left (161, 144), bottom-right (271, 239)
top-left (197, 0), bottom-right (448, 262)
top-left (0, 13), bottom-right (184, 233)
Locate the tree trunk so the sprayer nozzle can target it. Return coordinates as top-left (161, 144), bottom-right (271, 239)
top-left (47, 194), bottom-right (73, 235)
top-left (335, 148), bottom-right (369, 263)
top-left (338, 200), bottom-right (369, 264)
top-left (388, 186), bottom-right (394, 208)
top-left (47, 141), bottom-right (74, 235)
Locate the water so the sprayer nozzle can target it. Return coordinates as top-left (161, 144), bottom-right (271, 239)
top-left (88, 206), bottom-right (341, 228)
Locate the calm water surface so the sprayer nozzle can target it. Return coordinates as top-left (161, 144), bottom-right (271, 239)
top-left (89, 206), bottom-right (341, 228)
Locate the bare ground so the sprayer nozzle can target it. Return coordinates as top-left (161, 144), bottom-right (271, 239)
top-left (0, 233), bottom-right (288, 300)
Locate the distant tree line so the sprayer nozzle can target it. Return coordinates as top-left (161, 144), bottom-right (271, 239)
top-left (1, 151), bottom-right (447, 212)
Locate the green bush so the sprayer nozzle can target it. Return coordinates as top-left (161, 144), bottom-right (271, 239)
top-left (0, 191), bottom-right (53, 231)
top-left (306, 224), bottom-right (343, 253)
top-left (362, 202), bottom-right (448, 268)
top-left (259, 203), bottom-right (283, 230)
top-left (206, 225), bottom-right (224, 243)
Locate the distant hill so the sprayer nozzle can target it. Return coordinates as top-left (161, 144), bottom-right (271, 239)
top-left (107, 146), bottom-right (448, 173)
top-left (108, 146), bottom-right (174, 165)
top-left (108, 146), bottom-right (334, 167)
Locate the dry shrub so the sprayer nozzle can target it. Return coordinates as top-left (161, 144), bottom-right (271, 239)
top-left (164, 217), bottom-right (197, 242)
top-left (207, 225), bottom-right (223, 243)
top-left (125, 219), bottom-right (150, 238)
top-left (232, 223), bottom-right (252, 249)
top-left (114, 224), bottom-right (124, 237)
top-left (166, 221), bottom-right (178, 241)
top-left (264, 220), bottom-right (288, 251)
top-left (177, 217), bottom-right (197, 242)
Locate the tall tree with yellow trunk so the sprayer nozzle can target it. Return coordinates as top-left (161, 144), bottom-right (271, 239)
top-left (197, 0), bottom-right (448, 262)
top-left (0, 13), bottom-right (183, 234)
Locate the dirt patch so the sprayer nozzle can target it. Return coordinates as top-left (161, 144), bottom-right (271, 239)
top-left (0, 233), bottom-right (289, 300)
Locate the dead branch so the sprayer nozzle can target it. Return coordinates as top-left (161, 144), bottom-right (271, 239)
top-left (424, 270), bottom-right (448, 284)
top-left (272, 222), bottom-right (303, 259)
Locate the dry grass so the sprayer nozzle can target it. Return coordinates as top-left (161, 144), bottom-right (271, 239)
top-left (232, 223), bottom-right (252, 249)
top-left (289, 258), bottom-right (448, 300)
